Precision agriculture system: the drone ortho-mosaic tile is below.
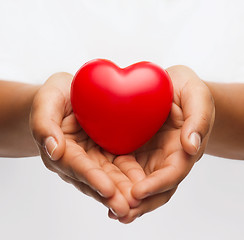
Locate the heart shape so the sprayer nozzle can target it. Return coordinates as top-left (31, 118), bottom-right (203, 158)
top-left (70, 59), bottom-right (173, 155)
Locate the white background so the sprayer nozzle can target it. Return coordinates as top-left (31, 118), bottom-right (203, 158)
top-left (0, 0), bottom-right (244, 239)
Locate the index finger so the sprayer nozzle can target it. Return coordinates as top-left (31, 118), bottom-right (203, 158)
top-left (53, 139), bottom-right (116, 198)
top-left (113, 154), bottom-right (146, 183)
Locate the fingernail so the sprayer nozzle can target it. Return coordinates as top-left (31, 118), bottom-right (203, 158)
top-left (97, 190), bottom-right (106, 198)
top-left (189, 132), bottom-right (201, 153)
top-left (109, 213), bottom-right (118, 220)
top-left (109, 208), bottom-right (118, 217)
top-left (44, 137), bottom-right (58, 161)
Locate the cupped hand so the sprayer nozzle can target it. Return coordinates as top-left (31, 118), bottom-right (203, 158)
top-left (109, 65), bottom-right (215, 223)
top-left (29, 65), bottom-right (215, 224)
top-left (30, 72), bottom-right (145, 217)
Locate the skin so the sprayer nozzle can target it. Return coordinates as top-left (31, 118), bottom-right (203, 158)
top-left (30, 73), bottom-right (142, 217)
top-left (205, 82), bottom-right (244, 159)
top-left (109, 65), bottom-right (216, 223)
top-left (1, 65), bottom-right (241, 224)
top-left (0, 81), bottom-right (39, 157)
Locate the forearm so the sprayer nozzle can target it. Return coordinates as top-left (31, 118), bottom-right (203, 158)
top-left (0, 81), bottom-right (40, 157)
top-left (205, 82), bottom-right (244, 159)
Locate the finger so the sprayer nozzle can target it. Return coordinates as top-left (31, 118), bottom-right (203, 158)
top-left (180, 79), bottom-right (214, 155)
top-left (30, 73), bottom-right (73, 161)
top-left (113, 155), bottom-right (146, 183)
top-left (104, 189), bottom-right (130, 217)
top-left (58, 173), bottom-right (129, 218)
top-left (101, 160), bottom-right (141, 208)
top-left (58, 173), bottom-right (103, 201)
top-left (100, 148), bottom-right (116, 163)
top-left (108, 209), bottom-right (118, 220)
top-left (117, 188), bottom-right (177, 224)
top-left (55, 140), bottom-right (116, 199)
top-left (166, 66), bottom-right (215, 155)
top-left (86, 147), bottom-right (142, 208)
top-left (131, 150), bottom-right (194, 199)
top-left (56, 141), bottom-right (130, 215)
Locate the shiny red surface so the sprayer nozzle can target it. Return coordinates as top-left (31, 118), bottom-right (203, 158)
top-left (71, 59), bottom-right (173, 155)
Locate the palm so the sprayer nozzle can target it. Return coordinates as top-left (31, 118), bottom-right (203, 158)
top-left (113, 99), bottom-right (195, 195)
top-left (109, 100), bottom-right (192, 222)
top-left (35, 67), bottom-right (213, 223)
top-left (61, 109), bottom-right (116, 167)
top-left (54, 103), bottom-right (143, 214)
top-left (110, 66), bottom-right (215, 223)
top-left (134, 100), bottom-right (194, 176)
top-left (35, 73), bottom-right (143, 217)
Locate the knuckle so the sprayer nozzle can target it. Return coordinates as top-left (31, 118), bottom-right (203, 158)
top-left (113, 155), bottom-right (125, 164)
top-left (125, 167), bottom-right (142, 177)
top-left (199, 112), bottom-right (211, 136)
top-left (168, 164), bottom-right (186, 185)
top-left (106, 168), bottom-right (122, 177)
top-left (48, 72), bottom-right (73, 83)
top-left (84, 167), bottom-right (103, 182)
top-left (116, 180), bottom-right (131, 191)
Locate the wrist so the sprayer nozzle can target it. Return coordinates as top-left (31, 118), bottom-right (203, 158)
top-left (203, 82), bottom-right (244, 159)
top-left (0, 82), bottom-right (41, 157)
top-left (16, 84), bottom-right (41, 156)
top-left (26, 85), bottom-right (42, 155)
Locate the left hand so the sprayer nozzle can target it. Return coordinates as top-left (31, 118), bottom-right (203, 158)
top-left (30, 72), bottom-right (145, 218)
top-left (108, 65), bottom-right (215, 223)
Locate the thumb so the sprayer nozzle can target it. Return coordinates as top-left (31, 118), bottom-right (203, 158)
top-left (180, 81), bottom-right (215, 156)
top-left (30, 73), bottom-right (73, 160)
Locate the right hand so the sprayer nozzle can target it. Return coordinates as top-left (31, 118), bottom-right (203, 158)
top-left (109, 65), bottom-right (215, 223)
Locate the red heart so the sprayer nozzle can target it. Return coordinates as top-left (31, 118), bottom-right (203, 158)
top-left (71, 59), bottom-right (173, 155)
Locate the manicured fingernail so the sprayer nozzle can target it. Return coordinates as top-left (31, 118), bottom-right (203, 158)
top-left (109, 213), bottom-right (118, 220)
top-left (189, 132), bottom-right (201, 153)
top-left (97, 190), bottom-right (106, 198)
top-left (44, 137), bottom-right (58, 161)
top-left (109, 208), bottom-right (118, 217)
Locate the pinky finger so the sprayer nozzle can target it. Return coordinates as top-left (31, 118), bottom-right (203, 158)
top-left (108, 209), bottom-right (118, 220)
top-left (58, 173), bottom-right (102, 202)
top-left (58, 173), bottom-right (130, 218)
